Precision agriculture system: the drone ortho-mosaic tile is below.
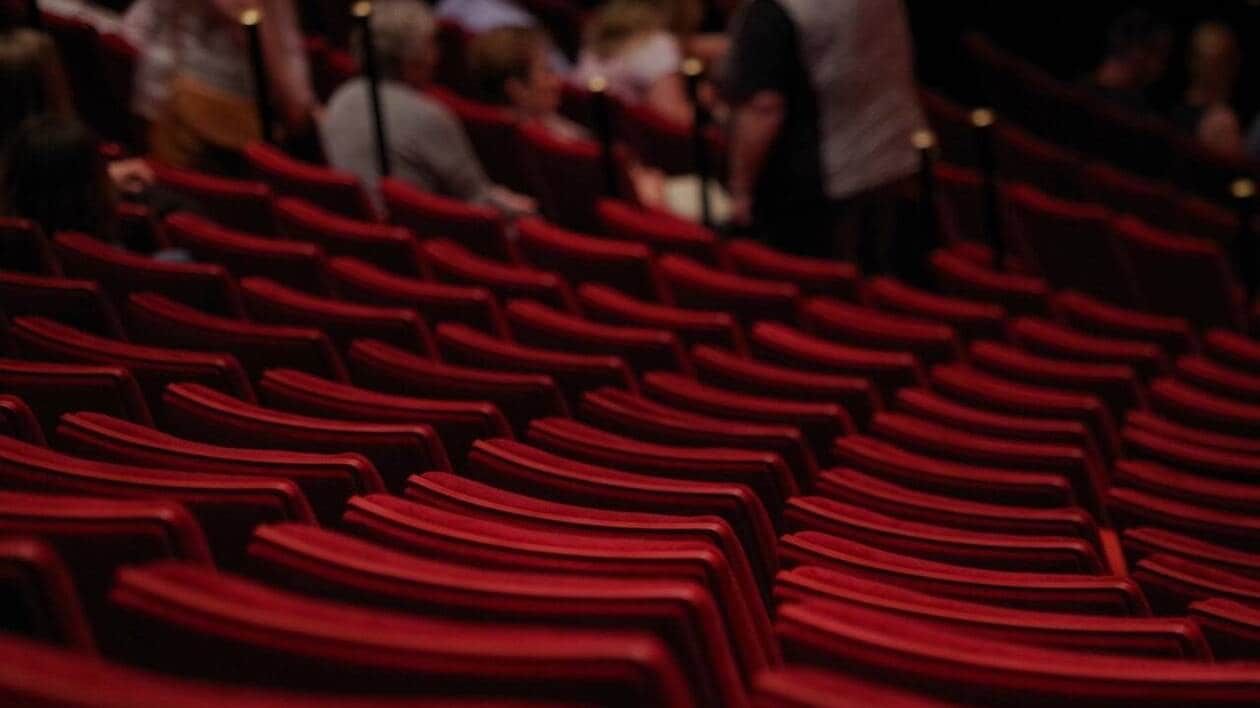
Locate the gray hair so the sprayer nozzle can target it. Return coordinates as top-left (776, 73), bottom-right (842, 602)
top-left (356, 0), bottom-right (436, 80)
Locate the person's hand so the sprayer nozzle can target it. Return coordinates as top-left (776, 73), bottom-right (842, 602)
top-left (729, 191), bottom-right (754, 228)
top-left (108, 158), bottom-right (155, 196)
top-left (488, 185), bottom-right (537, 216)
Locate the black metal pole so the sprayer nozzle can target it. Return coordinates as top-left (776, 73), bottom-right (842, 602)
top-left (971, 107), bottom-right (1002, 267)
top-left (25, 0), bottom-right (41, 29)
top-left (1233, 178), bottom-right (1258, 300)
top-left (352, 1), bottom-right (390, 177)
top-left (682, 58), bottom-right (712, 229)
top-left (588, 77), bottom-right (618, 198)
top-left (241, 8), bottom-right (278, 145)
top-left (914, 129), bottom-right (940, 255)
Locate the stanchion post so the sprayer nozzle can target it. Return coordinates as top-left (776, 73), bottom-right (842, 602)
top-left (241, 8), bottom-right (278, 145)
top-left (26, 0), bottom-right (42, 29)
top-left (971, 107), bottom-right (1002, 267)
top-left (352, 1), bottom-right (391, 177)
top-left (682, 57), bottom-right (712, 229)
top-left (913, 129), bottom-right (940, 255)
top-left (1233, 177), bottom-right (1257, 300)
top-left (588, 76), bottom-right (618, 198)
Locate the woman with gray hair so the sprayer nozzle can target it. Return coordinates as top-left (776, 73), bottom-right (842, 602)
top-left (321, 0), bottom-right (535, 214)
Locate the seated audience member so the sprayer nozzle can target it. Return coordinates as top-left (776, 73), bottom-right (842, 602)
top-left (573, 0), bottom-right (698, 127)
top-left (1, 116), bottom-right (187, 259)
top-left (122, 0), bottom-right (317, 173)
top-left (1082, 9), bottom-right (1172, 113)
top-left (322, 0), bottom-right (534, 215)
top-left (435, 0), bottom-right (540, 34)
top-left (0, 27), bottom-right (153, 197)
top-left (468, 25), bottom-right (586, 141)
top-left (1171, 21), bottom-right (1244, 157)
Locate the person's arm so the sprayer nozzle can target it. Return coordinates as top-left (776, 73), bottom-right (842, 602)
top-left (721, 0), bottom-right (793, 226)
top-left (728, 90), bottom-right (785, 226)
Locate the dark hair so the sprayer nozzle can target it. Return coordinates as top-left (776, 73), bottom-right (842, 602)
top-left (468, 26), bottom-right (548, 106)
top-left (0, 115), bottom-right (114, 239)
top-left (0, 28), bottom-right (73, 148)
top-left (1106, 9), bottom-right (1173, 59)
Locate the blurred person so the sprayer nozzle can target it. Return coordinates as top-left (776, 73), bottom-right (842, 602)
top-left (573, 0), bottom-right (699, 127)
top-left (0, 27), bottom-right (153, 196)
top-left (1171, 21), bottom-right (1244, 157)
top-left (724, 0), bottom-right (924, 268)
top-left (1083, 8), bottom-right (1173, 113)
top-left (0, 27), bottom-right (73, 146)
top-left (0, 116), bottom-right (115, 239)
top-left (435, 0), bottom-right (540, 34)
top-left (122, 0), bottom-right (317, 172)
top-left (322, 0), bottom-right (534, 215)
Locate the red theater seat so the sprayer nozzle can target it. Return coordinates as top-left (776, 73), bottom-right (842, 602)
top-left (161, 382), bottom-right (450, 493)
top-left (641, 371), bottom-right (851, 470)
top-left (864, 277), bottom-right (1006, 340)
top-left (516, 218), bottom-right (668, 301)
top-left (0, 271), bottom-right (125, 339)
top-left (328, 257), bottom-right (508, 336)
top-left (691, 345), bottom-right (879, 427)
top-left (507, 299), bottom-right (690, 374)
top-left (580, 387), bottom-right (818, 489)
top-left (1122, 527), bottom-right (1260, 579)
top-left (380, 178), bottom-right (516, 263)
top-left (518, 121), bottom-right (615, 232)
top-left (240, 277), bottom-right (435, 356)
top-left (0, 537), bottom-right (94, 653)
top-left (421, 238), bottom-right (579, 313)
top-left (801, 297), bottom-right (962, 366)
top-left (776, 567), bottom-right (1206, 659)
top-left (343, 491), bottom-right (775, 679)
top-left (273, 197), bottom-right (423, 276)
top-left (152, 164), bottom-right (276, 234)
top-left (1132, 554), bottom-right (1260, 615)
top-left (0, 217), bottom-right (60, 275)
top-left (0, 395), bottom-right (43, 445)
top-left (258, 368), bottom-right (511, 468)
top-left (464, 439), bottom-right (778, 586)
top-left (659, 255), bottom-right (800, 325)
top-left (108, 562), bottom-right (695, 706)
top-left (162, 214), bottom-right (332, 295)
top-left (0, 359), bottom-right (153, 432)
top-left (244, 142), bottom-right (375, 220)
top-left (1004, 183), bottom-right (1140, 307)
top-left (1108, 486), bottom-right (1260, 553)
top-left (1203, 329), bottom-right (1260, 374)
top-left (778, 534), bottom-right (1147, 615)
top-left (0, 437), bottom-right (313, 569)
top-left (1009, 316), bottom-right (1168, 380)
top-left (774, 600), bottom-right (1260, 706)
top-left (348, 339), bottom-right (566, 436)
top-left (437, 323), bottom-right (634, 410)
top-left (55, 412), bottom-right (384, 525)
top-left (750, 322), bottom-right (924, 400)
top-left (10, 316), bottom-right (254, 413)
top-left (1175, 355), bottom-right (1260, 405)
top-left (783, 496), bottom-right (1101, 573)
top-left (1122, 426), bottom-right (1260, 484)
top-left (929, 248), bottom-right (1050, 316)
top-left (968, 340), bottom-right (1143, 420)
top-left (53, 232), bottom-right (244, 317)
top-left (1113, 459), bottom-right (1260, 516)
top-left (832, 436), bottom-right (1076, 510)
top-left (1189, 599), bottom-right (1260, 661)
top-left (1053, 291), bottom-right (1196, 357)
top-left (1127, 409), bottom-right (1260, 455)
top-left (929, 364), bottom-right (1120, 461)
top-left (597, 199), bottom-right (721, 263)
top-left (525, 417), bottom-right (796, 523)
top-left (247, 523), bottom-right (745, 707)
top-left (126, 293), bottom-right (348, 383)
top-left (579, 284), bottom-right (746, 354)
top-left (815, 468), bottom-right (1099, 544)
top-left (403, 470), bottom-right (773, 664)
top-left (1148, 377), bottom-right (1260, 437)
top-left (724, 239), bottom-right (860, 300)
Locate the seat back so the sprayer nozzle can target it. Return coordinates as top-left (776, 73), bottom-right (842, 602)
top-left (244, 142), bottom-right (375, 220)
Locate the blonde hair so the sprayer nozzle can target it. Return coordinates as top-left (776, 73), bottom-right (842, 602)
top-left (585, 0), bottom-right (668, 58)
